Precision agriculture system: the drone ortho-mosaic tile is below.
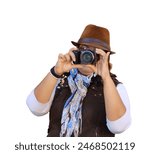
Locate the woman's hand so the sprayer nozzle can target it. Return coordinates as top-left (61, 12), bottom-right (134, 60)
top-left (87, 49), bottom-right (111, 80)
top-left (54, 47), bottom-right (83, 75)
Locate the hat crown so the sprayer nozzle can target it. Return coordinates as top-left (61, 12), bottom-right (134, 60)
top-left (80, 24), bottom-right (110, 45)
top-left (72, 24), bottom-right (113, 53)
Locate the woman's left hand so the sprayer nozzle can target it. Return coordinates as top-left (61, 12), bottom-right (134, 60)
top-left (88, 49), bottom-right (111, 80)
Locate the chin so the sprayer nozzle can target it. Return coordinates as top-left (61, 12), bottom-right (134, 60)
top-left (78, 66), bottom-right (94, 76)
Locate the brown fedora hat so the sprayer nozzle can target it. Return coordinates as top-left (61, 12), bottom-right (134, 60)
top-left (71, 24), bottom-right (115, 54)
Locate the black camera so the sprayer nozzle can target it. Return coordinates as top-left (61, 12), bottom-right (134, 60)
top-left (73, 49), bottom-right (99, 65)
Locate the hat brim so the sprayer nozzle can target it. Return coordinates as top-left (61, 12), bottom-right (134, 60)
top-left (71, 41), bottom-right (115, 54)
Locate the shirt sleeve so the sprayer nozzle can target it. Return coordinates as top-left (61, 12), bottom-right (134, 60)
top-left (106, 83), bottom-right (132, 134)
top-left (26, 80), bottom-right (59, 116)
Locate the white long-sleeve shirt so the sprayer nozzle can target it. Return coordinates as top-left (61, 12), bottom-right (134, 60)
top-left (26, 83), bottom-right (131, 134)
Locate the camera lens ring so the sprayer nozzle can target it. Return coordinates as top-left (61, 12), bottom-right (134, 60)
top-left (80, 50), bottom-right (95, 64)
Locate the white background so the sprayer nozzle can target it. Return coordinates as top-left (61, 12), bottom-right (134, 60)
top-left (0, 0), bottom-right (150, 153)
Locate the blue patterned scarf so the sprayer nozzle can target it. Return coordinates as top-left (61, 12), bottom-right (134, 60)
top-left (60, 69), bottom-right (93, 137)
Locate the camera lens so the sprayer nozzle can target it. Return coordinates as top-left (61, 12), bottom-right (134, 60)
top-left (80, 50), bottom-right (94, 64)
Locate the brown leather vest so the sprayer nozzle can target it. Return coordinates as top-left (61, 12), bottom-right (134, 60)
top-left (47, 74), bottom-right (120, 137)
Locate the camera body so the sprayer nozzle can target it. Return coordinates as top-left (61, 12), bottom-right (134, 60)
top-left (73, 49), bottom-right (99, 65)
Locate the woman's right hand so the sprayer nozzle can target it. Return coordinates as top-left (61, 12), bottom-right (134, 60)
top-left (54, 47), bottom-right (83, 75)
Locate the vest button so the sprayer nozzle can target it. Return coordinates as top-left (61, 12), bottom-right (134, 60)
top-left (92, 86), bottom-right (95, 89)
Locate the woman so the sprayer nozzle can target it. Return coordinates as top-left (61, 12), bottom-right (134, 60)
top-left (26, 24), bottom-right (131, 137)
